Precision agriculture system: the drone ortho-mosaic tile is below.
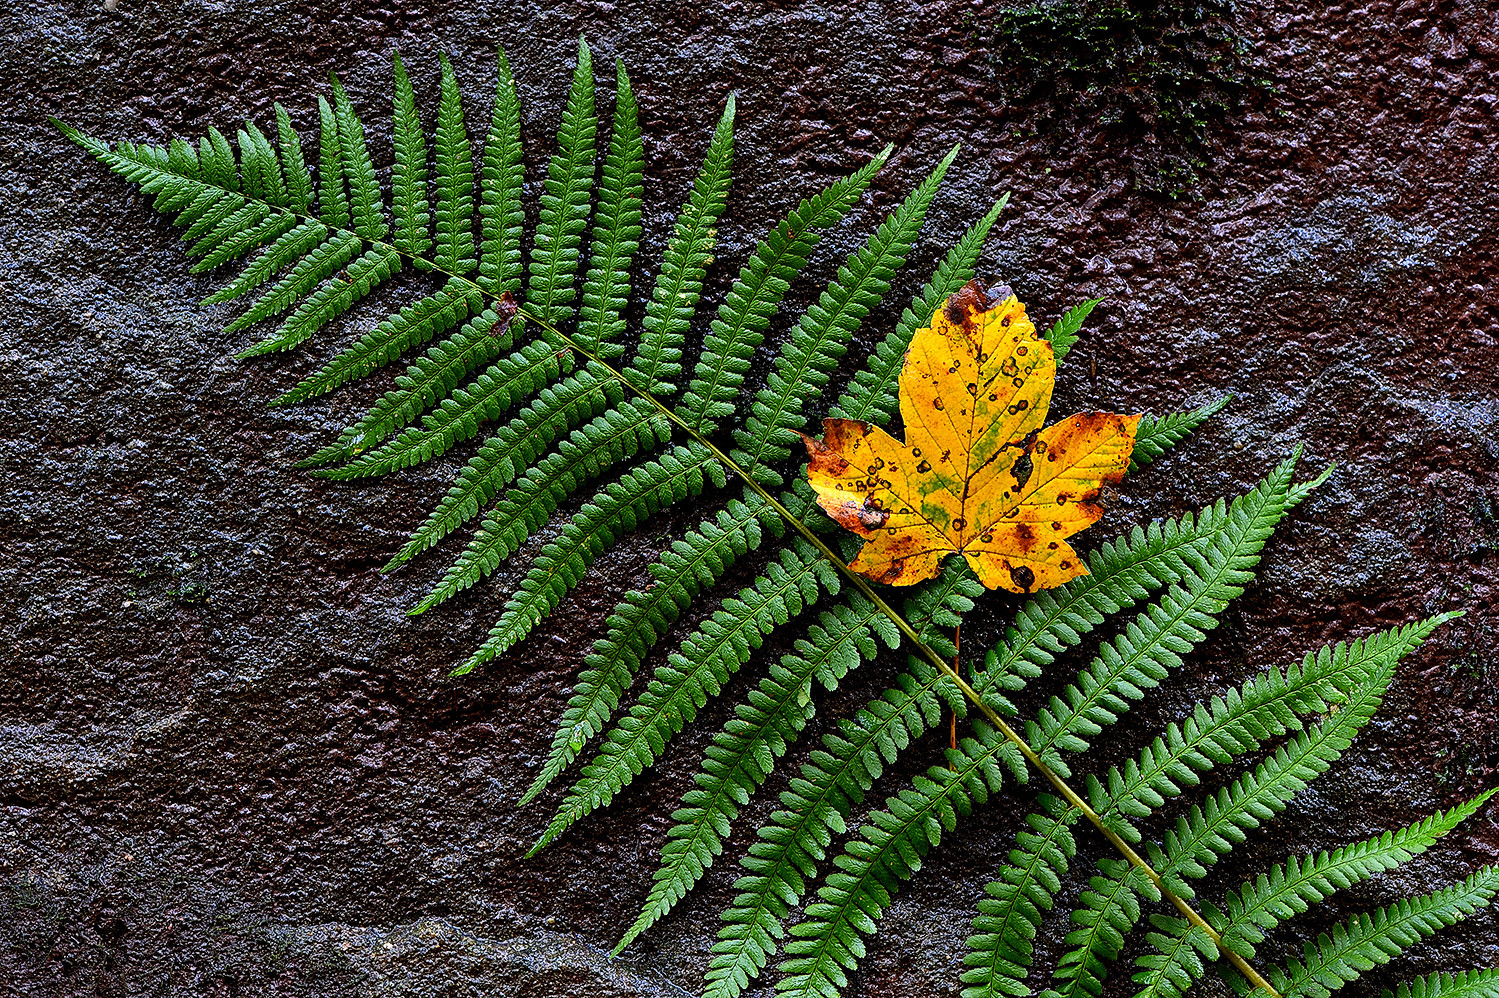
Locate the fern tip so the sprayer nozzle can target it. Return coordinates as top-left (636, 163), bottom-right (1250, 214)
top-left (1201, 393), bottom-right (1232, 415)
top-left (1303, 461), bottom-right (1335, 491)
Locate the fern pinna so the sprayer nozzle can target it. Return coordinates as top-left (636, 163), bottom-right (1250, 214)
top-left (59, 41), bottom-right (1496, 998)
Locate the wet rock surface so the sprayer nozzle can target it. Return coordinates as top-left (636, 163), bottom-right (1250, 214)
top-left (2, 1), bottom-right (1497, 995)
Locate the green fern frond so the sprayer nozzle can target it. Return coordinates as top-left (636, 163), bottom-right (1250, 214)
top-left (1151, 660), bottom-right (1397, 899)
top-left (237, 122), bottom-right (287, 206)
top-left (1043, 641), bottom-right (1402, 998)
top-left (273, 103), bottom-right (313, 214)
top-left (1273, 868), bottom-right (1499, 998)
top-left (1044, 298), bottom-right (1101, 363)
top-left (223, 229), bottom-right (360, 337)
top-left (961, 616), bottom-right (1453, 998)
top-left (453, 441), bottom-right (727, 675)
top-left (188, 202), bottom-right (293, 274)
top-left (408, 93), bottom-right (772, 616)
top-left (329, 74), bottom-right (387, 241)
top-left (681, 146), bottom-right (891, 429)
top-left (712, 455), bottom-right (1281, 998)
top-left (197, 126), bottom-right (236, 191)
top-left (1387, 971), bottom-right (1499, 998)
top-left (707, 646), bottom-right (959, 998)
top-left (383, 47), bottom-right (626, 575)
top-left (203, 219), bottom-right (328, 305)
top-left (962, 795), bottom-right (1082, 998)
top-left (616, 561), bottom-right (981, 954)
top-left (305, 305), bottom-right (515, 470)
top-left (1216, 786), bottom-right (1496, 962)
top-left (576, 59), bottom-right (644, 358)
top-left (527, 38), bottom-right (596, 324)
top-left (1132, 917), bottom-right (1219, 998)
top-left (278, 279), bottom-right (479, 409)
top-left (410, 396), bottom-right (666, 605)
top-left (778, 721), bottom-right (1029, 998)
top-left (384, 55), bottom-right (646, 575)
top-left (732, 144), bottom-right (959, 484)
top-left (520, 493), bottom-right (784, 804)
top-left (1127, 784), bottom-right (1495, 998)
top-left (534, 537), bottom-right (839, 855)
top-left (179, 188), bottom-right (251, 247)
top-left (1130, 396), bottom-right (1230, 472)
top-left (238, 244), bottom-right (402, 358)
top-left (478, 46), bottom-right (524, 293)
top-left (1045, 861), bottom-right (1154, 998)
top-left (315, 95), bottom-right (350, 229)
top-left (624, 95), bottom-right (735, 395)
top-left (775, 454), bottom-right (1323, 998)
top-left (390, 52), bottom-right (433, 260)
top-left (434, 52), bottom-right (477, 274)
top-left (328, 337), bottom-right (570, 476)
top-left (387, 366), bottom-right (624, 571)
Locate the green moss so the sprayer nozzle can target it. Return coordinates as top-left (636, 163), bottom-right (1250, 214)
top-left (975, 0), bottom-right (1271, 196)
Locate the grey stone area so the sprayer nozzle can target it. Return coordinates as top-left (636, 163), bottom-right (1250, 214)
top-left (2, 1), bottom-right (1497, 995)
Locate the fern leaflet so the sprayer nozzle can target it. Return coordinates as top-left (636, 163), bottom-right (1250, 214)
top-left (390, 51), bottom-right (433, 261)
top-left (1273, 869), bottom-right (1499, 998)
top-left (527, 38), bottom-right (595, 324)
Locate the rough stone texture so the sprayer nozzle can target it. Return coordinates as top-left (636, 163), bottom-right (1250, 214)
top-left (2, 1), bottom-right (1497, 996)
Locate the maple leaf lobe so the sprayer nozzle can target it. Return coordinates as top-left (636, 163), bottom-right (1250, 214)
top-left (804, 280), bottom-right (1140, 593)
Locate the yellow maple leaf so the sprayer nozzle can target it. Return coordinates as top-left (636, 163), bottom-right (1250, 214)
top-left (803, 281), bottom-right (1140, 593)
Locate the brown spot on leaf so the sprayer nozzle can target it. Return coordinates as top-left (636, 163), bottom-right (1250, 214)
top-left (858, 504), bottom-right (889, 530)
